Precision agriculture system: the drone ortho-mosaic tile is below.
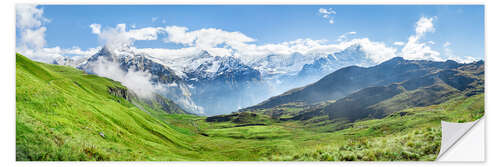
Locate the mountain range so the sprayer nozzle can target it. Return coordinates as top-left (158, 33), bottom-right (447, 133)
top-left (51, 42), bottom-right (484, 118)
top-left (54, 43), bottom-right (377, 115)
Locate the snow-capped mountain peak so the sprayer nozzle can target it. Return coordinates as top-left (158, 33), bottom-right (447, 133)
top-left (298, 44), bottom-right (373, 79)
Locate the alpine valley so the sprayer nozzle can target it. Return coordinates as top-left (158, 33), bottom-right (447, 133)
top-left (17, 44), bottom-right (484, 160)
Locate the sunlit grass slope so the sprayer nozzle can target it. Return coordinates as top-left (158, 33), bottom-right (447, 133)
top-left (16, 53), bottom-right (203, 160)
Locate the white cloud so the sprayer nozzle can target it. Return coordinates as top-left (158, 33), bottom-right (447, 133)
top-left (89, 23), bottom-right (101, 34)
top-left (342, 38), bottom-right (397, 63)
top-left (318, 8), bottom-right (336, 15)
top-left (16, 4), bottom-right (48, 50)
top-left (163, 26), bottom-right (255, 50)
top-left (401, 36), bottom-right (441, 61)
top-left (89, 57), bottom-right (162, 98)
top-left (16, 4), bottom-right (49, 29)
top-left (318, 8), bottom-right (336, 24)
top-left (16, 4), bottom-right (99, 63)
top-left (16, 4), bottom-right (51, 62)
top-left (393, 41), bottom-right (405, 46)
top-left (415, 16), bottom-right (436, 37)
top-left (128, 27), bottom-right (164, 40)
top-left (91, 24), bottom-right (165, 49)
top-left (337, 31), bottom-right (357, 42)
top-left (20, 26), bottom-right (46, 49)
top-left (152, 17), bottom-right (158, 23)
top-left (17, 46), bottom-right (100, 64)
top-left (163, 26), bottom-right (196, 45)
top-left (443, 42), bottom-right (454, 59)
top-left (441, 41), bottom-right (476, 63)
top-left (63, 47), bottom-right (101, 57)
top-left (398, 16), bottom-right (477, 63)
top-left (400, 16), bottom-right (441, 61)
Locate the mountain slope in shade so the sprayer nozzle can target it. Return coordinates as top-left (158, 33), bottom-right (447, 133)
top-left (285, 60), bottom-right (483, 122)
top-left (326, 61), bottom-right (484, 121)
top-left (245, 57), bottom-right (464, 110)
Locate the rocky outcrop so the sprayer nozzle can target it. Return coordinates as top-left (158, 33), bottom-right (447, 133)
top-left (107, 86), bottom-right (129, 100)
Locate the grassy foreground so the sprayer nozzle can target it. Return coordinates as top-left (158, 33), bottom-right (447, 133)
top-left (16, 53), bottom-right (484, 161)
top-left (16, 53), bottom-right (204, 160)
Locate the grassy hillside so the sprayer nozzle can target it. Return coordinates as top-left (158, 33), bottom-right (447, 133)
top-left (16, 53), bottom-right (484, 161)
top-left (16, 53), bottom-right (204, 160)
top-left (129, 92), bottom-right (190, 115)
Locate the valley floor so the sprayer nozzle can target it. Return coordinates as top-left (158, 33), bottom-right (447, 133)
top-left (158, 93), bottom-right (483, 161)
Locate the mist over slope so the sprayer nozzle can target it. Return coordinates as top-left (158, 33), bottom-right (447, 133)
top-left (76, 47), bottom-right (203, 114)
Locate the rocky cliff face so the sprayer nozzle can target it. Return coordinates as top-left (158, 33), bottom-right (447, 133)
top-left (107, 86), bottom-right (129, 100)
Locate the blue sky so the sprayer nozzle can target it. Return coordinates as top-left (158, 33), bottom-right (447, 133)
top-left (16, 5), bottom-right (484, 62)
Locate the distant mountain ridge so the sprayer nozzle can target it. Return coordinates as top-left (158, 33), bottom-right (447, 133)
top-left (298, 44), bottom-right (374, 79)
top-left (244, 57), bottom-right (467, 110)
